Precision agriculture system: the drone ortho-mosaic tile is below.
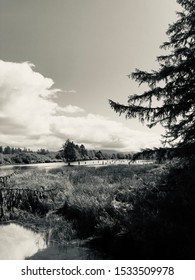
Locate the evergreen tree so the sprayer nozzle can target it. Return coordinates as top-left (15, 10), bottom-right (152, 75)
top-left (95, 150), bottom-right (104, 160)
top-left (63, 139), bottom-right (77, 162)
top-left (111, 153), bottom-right (117, 159)
top-left (80, 144), bottom-right (89, 159)
top-left (4, 146), bottom-right (11, 154)
top-left (88, 150), bottom-right (96, 160)
top-left (109, 0), bottom-right (195, 157)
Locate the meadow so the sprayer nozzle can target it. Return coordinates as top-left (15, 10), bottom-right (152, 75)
top-left (3, 160), bottom-right (195, 259)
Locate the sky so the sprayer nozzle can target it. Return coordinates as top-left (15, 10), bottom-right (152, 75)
top-left (0, 0), bottom-right (181, 152)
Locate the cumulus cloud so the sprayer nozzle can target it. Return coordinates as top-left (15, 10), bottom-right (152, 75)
top-left (0, 60), bottom-right (161, 151)
top-left (50, 114), bottom-right (161, 152)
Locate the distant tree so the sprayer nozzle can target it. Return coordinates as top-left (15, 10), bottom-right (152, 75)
top-left (95, 151), bottom-right (104, 160)
top-left (0, 153), bottom-right (3, 164)
top-left (56, 152), bottom-right (63, 160)
top-left (125, 153), bottom-right (132, 160)
top-left (116, 153), bottom-right (125, 159)
top-left (102, 152), bottom-right (109, 159)
top-left (128, 153), bottom-right (133, 160)
top-left (15, 148), bottom-right (22, 154)
top-left (63, 139), bottom-right (77, 163)
top-left (37, 148), bottom-right (49, 155)
top-left (109, 0), bottom-right (195, 157)
top-left (11, 154), bottom-right (22, 164)
top-left (132, 147), bottom-right (175, 163)
top-left (21, 154), bottom-right (32, 164)
top-left (88, 150), bottom-right (96, 160)
top-left (111, 153), bottom-right (117, 159)
top-left (4, 146), bottom-right (11, 154)
top-left (80, 144), bottom-right (89, 159)
top-left (0, 146), bottom-right (3, 153)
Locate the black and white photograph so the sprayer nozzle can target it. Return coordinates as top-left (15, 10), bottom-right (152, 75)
top-left (0, 0), bottom-right (195, 262)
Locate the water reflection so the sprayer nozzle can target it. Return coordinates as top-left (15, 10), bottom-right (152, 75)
top-left (28, 244), bottom-right (108, 260)
top-left (0, 159), bottom-right (131, 174)
top-left (0, 223), bottom-right (46, 260)
top-left (0, 162), bottom-right (67, 173)
top-left (0, 223), bottom-right (110, 260)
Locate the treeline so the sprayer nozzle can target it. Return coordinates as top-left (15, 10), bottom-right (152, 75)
top-left (132, 146), bottom-right (193, 164)
top-left (0, 146), bottom-right (50, 155)
top-left (59, 139), bottom-right (132, 162)
top-left (0, 146), bottom-right (58, 165)
top-left (0, 141), bottom-right (132, 165)
top-left (1, 141), bottom-right (176, 166)
top-left (0, 146), bottom-right (30, 154)
top-left (132, 147), bottom-right (174, 164)
top-left (0, 142), bottom-right (178, 166)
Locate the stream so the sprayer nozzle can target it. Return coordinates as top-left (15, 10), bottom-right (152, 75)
top-left (0, 223), bottom-right (46, 260)
top-left (0, 223), bottom-right (108, 260)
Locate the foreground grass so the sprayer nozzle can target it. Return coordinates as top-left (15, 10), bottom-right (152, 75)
top-left (2, 160), bottom-right (195, 259)
top-left (1, 164), bottom-right (160, 251)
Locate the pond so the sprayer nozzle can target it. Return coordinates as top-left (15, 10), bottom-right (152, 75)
top-left (0, 223), bottom-right (46, 260)
top-left (0, 223), bottom-right (109, 260)
top-left (0, 159), bottom-right (131, 174)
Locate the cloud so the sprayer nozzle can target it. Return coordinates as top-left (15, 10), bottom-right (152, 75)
top-left (59, 89), bottom-right (77, 94)
top-left (0, 60), bottom-right (161, 151)
top-left (57, 105), bottom-right (85, 114)
top-left (50, 114), bottom-right (161, 152)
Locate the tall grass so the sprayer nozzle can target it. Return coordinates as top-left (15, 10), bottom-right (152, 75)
top-left (5, 164), bottom-right (159, 240)
top-left (3, 161), bottom-right (194, 259)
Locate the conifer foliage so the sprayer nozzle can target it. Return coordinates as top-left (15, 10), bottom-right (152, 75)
top-left (109, 0), bottom-right (195, 156)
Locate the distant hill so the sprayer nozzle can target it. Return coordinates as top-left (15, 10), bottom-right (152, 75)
top-left (97, 149), bottom-right (132, 155)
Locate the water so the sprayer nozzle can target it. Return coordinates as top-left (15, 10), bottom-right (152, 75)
top-left (0, 160), bottom-right (131, 175)
top-left (0, 162), bottom-right (67, 174)
top-left (0, 223), bottom-right (46, 260)
top-left (0, 159), bottom-right (153, 176)
top-left (0, 159), bottom-right (153, 172)
top-left (0, 223), bottom-right (108, 260)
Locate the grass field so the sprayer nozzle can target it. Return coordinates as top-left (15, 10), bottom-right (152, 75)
top-left (2, 160), bottom-right (195, 259)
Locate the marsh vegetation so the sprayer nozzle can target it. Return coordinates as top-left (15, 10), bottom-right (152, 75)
top-left (1, 159), bottom-right (194, 259)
